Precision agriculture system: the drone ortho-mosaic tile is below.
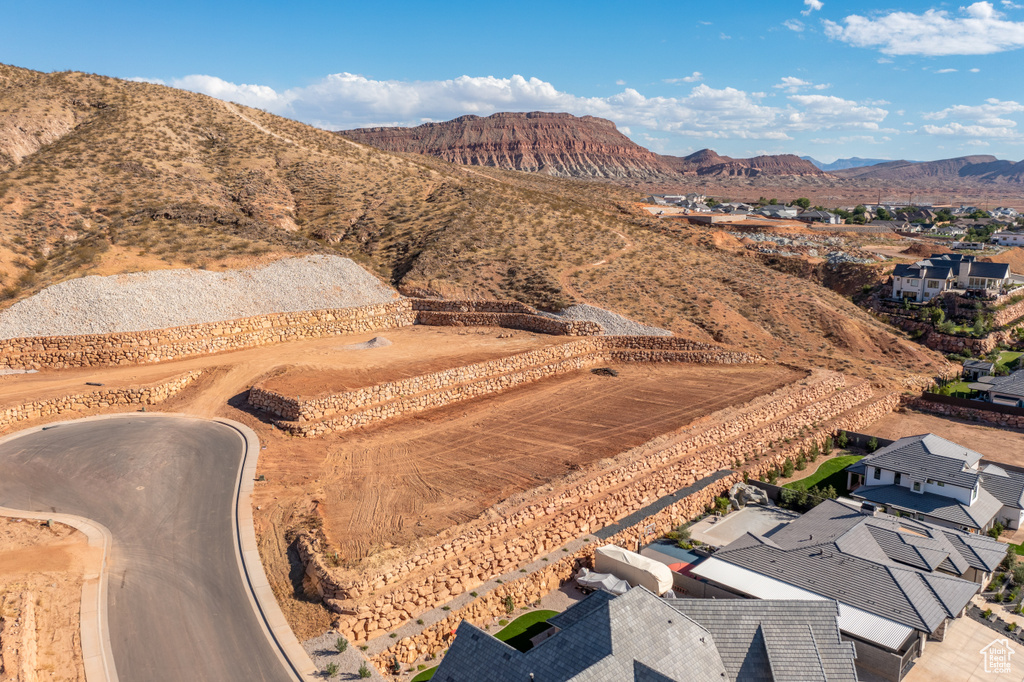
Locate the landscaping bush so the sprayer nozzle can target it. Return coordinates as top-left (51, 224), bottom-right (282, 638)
top-left (504, 595), bottom-right (515, 614)
top-left (335, 637), bottom-right (348, 653)
top-left (782, 459), bottom-right (795, 477)
top-left (358, 663), bottom-right (372, 678)
top-left (990, 521), bottom-right (1006, 539)
top-left (837, 431), bottom-right (849, 448)
top-left (866, 437), bottom-right (879, 453)
top-left (325, 662), bottom-right (338, 677)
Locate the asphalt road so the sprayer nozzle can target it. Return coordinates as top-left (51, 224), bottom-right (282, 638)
top-left (0, 416), bottom-right (294, 682)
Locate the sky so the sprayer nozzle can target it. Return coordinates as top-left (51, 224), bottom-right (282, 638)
top-left (3, 0), bottom-right (1024, 162)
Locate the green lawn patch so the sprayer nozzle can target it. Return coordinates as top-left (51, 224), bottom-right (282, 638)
top-left (408, 610), bottom-right (559, 680)
top-left (412, 666), bottom-right (438, 681)
top-left (997, 351), bottom-right (1022, 373)
top-left (1010, 542), bottom-right (1024, 557)
top-left (784, 455), bottom-right (863, 497)
top-left (496, 610), bottom-right (558, 652)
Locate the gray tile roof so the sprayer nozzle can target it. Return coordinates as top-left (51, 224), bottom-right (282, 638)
top-left (974, 371), bottom-right (1024, 400)
top-left (432, 587), bottom-right (727, 682)
top-left (433, 589), bottom-right (858, 682)
top-left (858, 434), bottom-right (983, 489)
top-left (769, 498), bottom-right (1004, 573)
top-left (666, 599), bottom-right (857, 682)
top-left (966, 261), bottom-right (1010, 279)
top-left (852, 484), bottom-right (1002, 530)
top-left (980, 464), bottom-right (1024, 510)
top-left (714, 500), bottom-right (989, 634)
top-left (964, 360), bottom-right (995, 371)
top-left (892, 263), bottom-right (954, 281)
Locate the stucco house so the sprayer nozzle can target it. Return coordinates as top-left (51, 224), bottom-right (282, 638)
top-left (891, 253), bottom-right (1011, 302)
top-left (846, 433), bottom-right (1024, 532)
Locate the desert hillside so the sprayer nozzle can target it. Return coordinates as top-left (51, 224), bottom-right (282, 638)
top-left (0, 64), bottom-right (943, 384)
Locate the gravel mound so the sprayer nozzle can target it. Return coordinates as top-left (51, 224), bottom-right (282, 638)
top-left (548, 304), bottom-right (671, 336)
top-left (0, 256), bottom-right (399, 340)
top-left (339, 336), bottom-right (392, 350)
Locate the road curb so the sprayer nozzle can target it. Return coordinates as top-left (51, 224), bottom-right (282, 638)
top-left (0, 412), bottom-right (318, 682)
top-left (217, 417), bottom-right (320, 681)
top-left (0, 507), bottom-right (118, 682)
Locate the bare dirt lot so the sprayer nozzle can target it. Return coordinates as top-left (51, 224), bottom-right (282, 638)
top-left (252, 363), bottom-right (802, 563)
top-left (868, 409), bottom-right (1024, 467)
top-left (0, 518), bottom-right (99, 682)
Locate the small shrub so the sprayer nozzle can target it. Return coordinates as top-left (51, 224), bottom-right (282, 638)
top-left (335, 636), bottom-right (348, 653)
top-left (417, 619), bottom-right (424, 625)
top-left (984, 608), bottom-right (994, 618)
top-left (795, 455), bottom-right (807, 471)
top-left (470, 591), bottom-right (478, 597)
top-left (358, 663), bottom-right (372, 678)
top-left (1010, 622), bottom-right (1019, 633)
top-left (390, 633), bottom-right (397, 638)
top-left (990, 522), bottom-right (1006, 539)
top-left (359, 645), bottom-right (368, 651)
top-left (442, 606), bottom-right (450, 611)
top-left (504, 595), bottom-right (515, 614)
top-left (823, 436), bottom-right (834, 455)
top-left (325, 662), bottom-right (338, 677)
top-left (866, 437), bottom-right (879, 453)
top-left (782, 459), bottom-right (795, 477)
top-left (837, 431), bottom-right (849, 448)
top-left (499, 619), bottom-right (509, 626)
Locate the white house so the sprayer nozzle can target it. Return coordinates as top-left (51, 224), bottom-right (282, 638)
top-left (846, 433), bottom-right (1024, 532)
top-left (891, 254), bottom-right (1011, 302)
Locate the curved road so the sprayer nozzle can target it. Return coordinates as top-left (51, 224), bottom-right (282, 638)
top-left (0, 416), bottom-right (295, 682)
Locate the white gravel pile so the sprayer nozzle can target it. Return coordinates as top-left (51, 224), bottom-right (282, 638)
top-left (0, 256), bottom-right (399, 340)
top-left (549, 304), bottom-right (671, 336)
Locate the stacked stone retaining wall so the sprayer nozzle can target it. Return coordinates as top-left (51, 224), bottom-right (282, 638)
top-left (906, 396), bottom-right (1024, 429)
top-left (249, 337), bottom-right (765, 436)
top-left (292, 370), bottom-right (898, 647)
top-left (0, 299), bottom-right (612, 370)
top-left (0, 370), bottom-right (203, 433)
top-left (367, 387), bottom-right (901, 670)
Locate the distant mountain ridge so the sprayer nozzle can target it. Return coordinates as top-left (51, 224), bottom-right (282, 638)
top-left (801, 156), bottom-right (901, 172)
top-left (340, 112), bottom-right (826, 181)
top-left (831, 155), bottom-right (1024, 184)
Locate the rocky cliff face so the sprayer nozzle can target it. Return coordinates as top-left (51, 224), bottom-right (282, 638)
top-left (340, 113), bottom-right (827, 181)
top-left (663, 149), bottom-right (826, 177)
top-left (343, 112), bottom-right (677, 180)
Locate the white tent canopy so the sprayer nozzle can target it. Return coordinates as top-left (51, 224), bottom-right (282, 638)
top-left (593, 545), bottom-right (674, 596)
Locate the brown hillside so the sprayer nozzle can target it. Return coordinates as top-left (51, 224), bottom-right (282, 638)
top-left (0, 64), bottom-right (944, 385)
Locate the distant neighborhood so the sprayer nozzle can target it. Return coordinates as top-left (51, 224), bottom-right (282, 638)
top-left (647, 194), bottom-right (1024, 247)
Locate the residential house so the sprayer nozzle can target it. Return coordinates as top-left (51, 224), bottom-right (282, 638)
top-left (432, 586), bottom-right (859, 682)
top-left (963, 359), bottom-right (995, 381)
top-left (869, 220), bottom-right (910, 231)
top-left (796, 209), bottom-right (842, 225)
top-left (969, 371), bottom-right (1024, 407)
top-left (754, 205), bottom-right (799, 219)
top-left (891, 254), bottom-right (1011, 302)
top-left (691, 499), bottom-right (1006, 681)
top-left (935, 225), bottom-right (966, 237)
top-left (846, 433), bottom-right (1024, 532)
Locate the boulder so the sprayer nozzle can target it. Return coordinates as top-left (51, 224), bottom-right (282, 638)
top-left (728, 482), bottom-right (772, 510)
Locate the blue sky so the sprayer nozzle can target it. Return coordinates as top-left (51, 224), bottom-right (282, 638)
top-left (4, 0), bottom-right (1024, 162)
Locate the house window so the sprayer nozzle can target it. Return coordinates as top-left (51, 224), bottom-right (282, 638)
top-left (927, 280), bottom-right (941, 289)
top-left (913, 482), bottom-right (921, 492)
top-left (894, 473), bottom-right (902, 485)
top-left (938, 481), bottom-right (945, 487)
top-left (906, 279), bottom-right (919, 286)
top-left (874, 467), bottom-right (881, 480)
top-left (926, 478), bottom-right (934, 484)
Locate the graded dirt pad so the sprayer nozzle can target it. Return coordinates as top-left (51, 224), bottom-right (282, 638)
top-left (0, 325), bottom-right (566, 418)
top-left (252, 363), bottom-right (802, 565)
top-left (0, 518), bottom-right (97, 682)
top-left (868, 409), bottom-right (1024, 468)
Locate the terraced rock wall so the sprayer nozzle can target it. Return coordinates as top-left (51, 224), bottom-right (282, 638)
top-left (249, 337), bottom-right (764, 437)
top-left (0, 370), bottom-right (203, 433)
top-left (293, 369), bottom-right (899, 647)
top-left (0, 299), bottom-right (606, 370)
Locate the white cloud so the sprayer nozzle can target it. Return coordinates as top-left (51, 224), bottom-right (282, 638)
top-left (1003, 1), bottom-right (1023, 8)
top-left (773, 76), bottom-right (830, 93)
top-left (935, 68), bottom-right (958, 73)
top-left (970, 67), bottom-right (982, 72)
top-left (783, 19), bottom-right (805, 32)
top-left (664, 72), bottom-right (703, 84)
top-left (921, 98), bottom-right (1024, 139)
top-left (127, 76), bottom-right (166, 85)
top-left (720, 32), bottom-right (731, 40)
top-left (615, 79), bottom-right (627, 86)
top-left (801, 0), bottom-right (824, 16)
top-left (786, 94), bottom-right (890, 131)
top-left (824, 1), bottom-right (1024, 55)
top-left (157, 71), bottom-right (899, 142)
